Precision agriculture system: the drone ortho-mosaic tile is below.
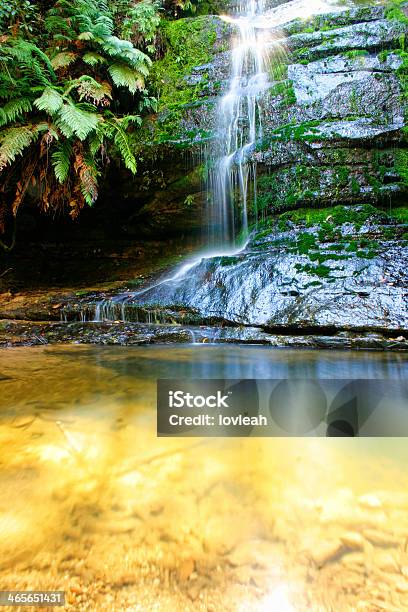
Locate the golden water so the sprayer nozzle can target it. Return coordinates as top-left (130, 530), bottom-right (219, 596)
top-left (0, 345), bottom-right (407, 611)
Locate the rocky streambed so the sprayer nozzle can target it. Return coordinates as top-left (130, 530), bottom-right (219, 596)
top-left (1, 345), bottom-right (408, 610)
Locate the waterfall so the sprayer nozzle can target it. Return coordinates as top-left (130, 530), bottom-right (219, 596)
top-left (79, 0), bottom-right (343, 324)
top-left (209, 0), bottom-right (269, 246)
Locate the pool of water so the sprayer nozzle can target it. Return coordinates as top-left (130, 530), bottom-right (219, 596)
top-left (0, 345), bottom-right (408, 611)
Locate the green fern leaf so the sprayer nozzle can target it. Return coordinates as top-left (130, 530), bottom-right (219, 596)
top-left (0, 126), bottom-right (37, 171)
top-left (0, 98), bottom-right (32, 127)
top-left (88, 132), bottom-right (103, 157)
top-left (58, 103), bottom-right (99, 140)
top-left (51, 141), bottom-right (72, 183)
top-left (118, 115), bottom-right (142, 130)
top-left (113, 126), bottom-right (137, 174)
top-left (34, 88), bottom-right (64, 115)
top-left (82, 52), bottom-right (106, 66)
top-left (51, 52), bottom-right (78, 70)
top-left (9, 41), bottom-right (56, 84)
top-left (102, 37), bottom-right (151, 73)
top-left (108, 63), bottom-right (144, 94)
top-left (78, 32), bottom-right (94, 41)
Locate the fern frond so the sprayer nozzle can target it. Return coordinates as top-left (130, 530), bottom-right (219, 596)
top-left (0, 98), bottom-right (32, 127)
top-left (101, 37), bottom-right (151, 72)
top-left (88, 131), bottom-right (103, 157)
top-left (113, 124), bottom-right (137, 174)
top-left (74, 152), bottom-right (99, 205)
top-left (45, 14), bottom-right (75, 38)
top-left (108, 63), bottom-right (144, 94)
top-left (73, 76), bottom-right (112, 105)
top-left (118, 115), bottom-right (142, 130)
top-left (58, 102), bottom-right (100, 141)
top-left (34, 88), bottom-right (64, 115)
top-left (51, 52), bottom-right (78, 70)
top-left (78, 31), bottom-right (94, 41)
top-left (52, 141), bottom-right (72, 183)
top-left (7, 40), bottom-right (56, 86)
top-left (0, 126), bottom-right (37, 171)
top-left (89, 15), bottom-right (113, 38)
top-left (82, 52), bottom-right (106, 66)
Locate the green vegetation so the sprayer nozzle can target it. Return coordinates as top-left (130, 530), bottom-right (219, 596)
top-left (269, 61), bottom-right (288, 81)
top-left (279, 204), bottom-right (391, 228)
top-left (251, 203), bottom-right (408, 279)
top-left (152, 16), bottom-right (218, 109)
top-left (0, 0), bottom-right (215, 248)
top-left (0, 0), bottom-right (165, 244)
top-left (344, 50), bottom-right (369, 60)
top-left (386, 0), bottom-right (408, 24)
top-left (390, 205), bottom-right (408, 223)
top-left (269, 80), bottom-right (296, 107)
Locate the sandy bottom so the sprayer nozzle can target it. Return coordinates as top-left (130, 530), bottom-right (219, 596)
top-left (0, 345), bottom-right (407, 611)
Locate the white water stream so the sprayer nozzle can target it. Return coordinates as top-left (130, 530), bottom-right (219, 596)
top-left (88, 0), bottom-right (343, 323)
top-left (209, 0), bottom-right (269, 245)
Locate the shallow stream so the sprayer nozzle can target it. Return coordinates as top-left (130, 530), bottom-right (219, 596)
top-left (0, 345), bottom-right (407, 610)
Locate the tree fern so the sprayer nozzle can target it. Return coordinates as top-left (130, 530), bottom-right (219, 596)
top-left (0, 0), bottom-right (161, 236)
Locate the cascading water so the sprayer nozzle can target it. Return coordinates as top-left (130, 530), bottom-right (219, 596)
top-left (74, 0), bottom-right (342, 324)
top-left (209, 0), bottom-right (269, 246)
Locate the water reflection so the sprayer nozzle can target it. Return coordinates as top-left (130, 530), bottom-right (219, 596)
top-left (0, 345), bottom-right (407, 610)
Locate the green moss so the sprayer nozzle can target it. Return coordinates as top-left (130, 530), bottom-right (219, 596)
top-left (389, 205), bottom-right (408, 223)
top-left (295, 262), bottom-right (334, 278)
top-left (303, 280), bottom-right (324, 288)
top-left (344, 49), bottom-right (369, 59)
top-left (274, 204), bottom-right (392, 229)
top-left (270, 120), bottom-right (322, 142)
top-left (386, 1), bottom-right (408, 25)
top-left (270, 61), bottom-right (288, 81)
top-left (151, 16), bottom-right (219, 116)
top-left (269, 80), bottom-right (296, 107)
top-left (351, 177), bottom-right (361, 194)
top-left (217, 256), bottom-right (240, 266)
top-left (293, 47), bottom-right (313, 62)
top-left (395, 149), bottom-right (408, 186)
top-left (296, 232), bottom-right (317, 254)
top-left (255, 165), bottom-right (321, 212)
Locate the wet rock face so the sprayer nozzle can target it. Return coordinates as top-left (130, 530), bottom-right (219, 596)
top-left (254, 7), bottom-right (408, 209)
top-left (150, 4), bottom-right (408, 213)
top-left (128, 207), bottom-right (408, 332)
